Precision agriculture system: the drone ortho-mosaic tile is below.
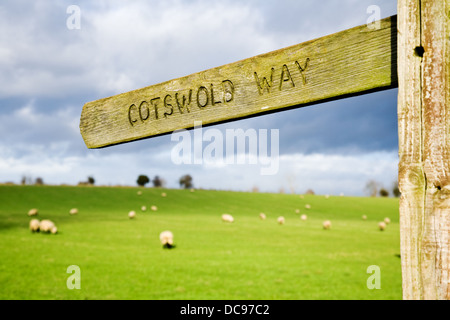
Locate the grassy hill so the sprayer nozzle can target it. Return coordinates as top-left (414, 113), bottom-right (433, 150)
top-left (0, 185), bottom-right (401, 300)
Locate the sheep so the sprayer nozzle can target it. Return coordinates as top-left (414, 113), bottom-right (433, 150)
top-left (69, 208), bottom-right (78, 215)
top-left (50, 226), bottom-right (58, 234)
top-left (325, 194), bottom-right (330, 199)
top-left (29, 219), bottom-right (40, 232)
top-left (299, 195), bottom-right (304, 199)
top-left (141, 206), bottom-right (147, 212)
top-left (222, 214), bottom-right (234, 223)
top-left (384, 217), bottom-right (391, 225)
top-left (190, 188), bottom-right (195, 192)
top-left (305, 204), bottom-right (311, 210)
top-left (362, 215), bottom-right (368, 220)
top-left (39, 219), bottom-right (56, 233)
top-left (151, 205), bottom-right (158, 211)
top-left (300, 214), bottom-right (307, 221)
top-left (161, 192), bottom-right (167, 197)
top-left (137, 190), bottom-right (142, 196)
top-left (323, 220), bottom-right (331, 230)
top-left (294, 209), bottom-right (300, 214)
top-left (259, 213), bottom-right (266, 220)
top-left (128, 210), bottom-right (136, 219)
top-left (28, 208), bottom-right (38, 216)
top-left (378, 222), bottom-right (386, 231)
top-left (159, 230), bottom-right (174, 249)
top-left (277, 216), bottom-right (285, 225)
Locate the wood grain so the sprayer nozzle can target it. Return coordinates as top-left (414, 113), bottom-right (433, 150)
top-left (398, 0), bottom-right (450, 299)
top-left (80, 16), bottom-right (397, 149)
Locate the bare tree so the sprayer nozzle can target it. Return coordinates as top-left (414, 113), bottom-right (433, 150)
top-left (287, 175), bottom-right (297, 194)
top-left (153, 176), bottom-right (165, 188)
top-left (21, 175), bottom-right (33, 185)
top-left (364, 180), bottom-right (379, 197)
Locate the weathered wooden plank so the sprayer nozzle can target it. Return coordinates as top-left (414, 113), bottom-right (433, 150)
top-left (398, 0), bottom-right (450, 299)
top-left (80, 16), bottom-right (397, 149)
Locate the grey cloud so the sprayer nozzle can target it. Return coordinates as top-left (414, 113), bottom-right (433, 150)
top-left (0, 0), bottom-right (399, 193)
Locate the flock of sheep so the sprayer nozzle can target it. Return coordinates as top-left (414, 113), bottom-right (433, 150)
top-left (131, 191), bottom-right (174, 248)
top-left (27, 207), bottom-right (79, 234)
top-left (27, 190), bottom-right (391, 249)
top-left (222, 206), bottom-right (332, 229)
top-left (222, 201), bottom-right (331, 230)
top-left (221, 197), bottom-right (390, 233)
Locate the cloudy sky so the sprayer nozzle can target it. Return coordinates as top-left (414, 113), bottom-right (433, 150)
top-left (0, 0), bottom-right (398, 195)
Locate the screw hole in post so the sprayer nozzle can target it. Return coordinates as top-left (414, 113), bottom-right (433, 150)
top-left (414, 46), bottom-right (425, 57)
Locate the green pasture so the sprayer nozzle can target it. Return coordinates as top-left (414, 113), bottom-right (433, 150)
top-left (0, 185), bottom-right (401, 300)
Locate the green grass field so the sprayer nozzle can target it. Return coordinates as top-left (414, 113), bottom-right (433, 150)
top-left (0, 185), bottom-right (401, 300)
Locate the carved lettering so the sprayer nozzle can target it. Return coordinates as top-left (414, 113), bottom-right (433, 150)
top-left (197, 86), bottom-right (209, 108)
top-left (295, 58), bottom-right (310, 85)
top-left (150, 97), bottom-right (161, 120)
top-left (254, 68), bottom-right (275, 95)
top-left (175, 90), bottom-right (192, 114)
top-left (128, 104), bottom-right (138, 126)
top-left (254, 58), bottom-right (310, 95)
top-left (279, 64), bottom-right (295, 90)
top-left (126, 79), bottom-right (234, 126)
top-left (163, 94), bottom-right (174, 118)
top-left (139, 101), bottom-right (150, 122)
top-left (211, 83), bottom-right (221, 106)
top-left (222, 80), bottom-right (234, 102)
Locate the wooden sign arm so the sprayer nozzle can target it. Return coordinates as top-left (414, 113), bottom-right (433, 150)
top-left (80, 16), bottom-right (397, 149)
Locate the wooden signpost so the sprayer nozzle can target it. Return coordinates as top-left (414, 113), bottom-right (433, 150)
top-left (80, 16), bottom-right (396, 149)
top-left (80, 0), bottom-right (449, 299)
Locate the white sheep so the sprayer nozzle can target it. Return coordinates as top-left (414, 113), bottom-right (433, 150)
top-left (128, 210), bottom-right (136, 219)
top-left (379, 222), bottom-right (386, 231)
top-left (50, 226), bottom-right (58, 234)
top-left (362, 215), bottom-right (368, 220)
top-left (222, 214), bottom-right (234, 223)
top-left (325, 194), bottom-right (330, 199)
top-left (384, 217), bottom-right (391, 225)
top-left (299, 195), bottom-right (304, 199)
top-left (161, 192), bottom-right (167, 197)
top-left (39, 219), bottom-right (56, 233)
top-left (300, 214), bottom-right (307, 221)
top-left (190, 188), bottom-right (195, 192)
top-left (151, 205), bottom-right (158, 211)
top-left (305, 204), bottom-right (311, 210)
top-left (69, 208), bottom-right (78, 215)
top-left (159, 230), bottom-right (174, 249)
top-left (277, 216), bottom-right (285, 225)
top-left (323, 220), bottom-right (331, 230)
top-left (141, 206), bottom-right (147, 212)
top-left (137, 190), bottom-right (142, 196)
top-left (29, 219), bottom-right (40, 232)
top-left (28, 208), bottom-right (38, 216)
top-left (294, 209), bottom-right (300, 214)
top-left (259, 213), bottom-right (266, 220)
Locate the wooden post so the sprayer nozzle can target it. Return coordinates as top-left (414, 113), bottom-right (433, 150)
top-left (398, 0), bottom-right (450, 299)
